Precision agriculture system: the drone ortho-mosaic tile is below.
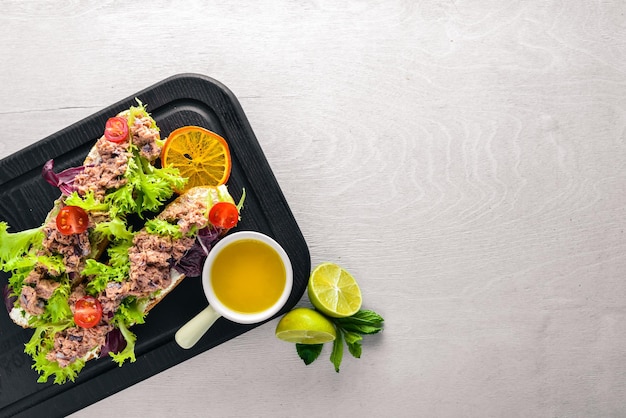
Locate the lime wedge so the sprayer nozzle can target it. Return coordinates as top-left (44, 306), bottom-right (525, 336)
top-left (307, 263), bottom-right (362, 318)
top-left (275, 308), bottom-right (336, 344)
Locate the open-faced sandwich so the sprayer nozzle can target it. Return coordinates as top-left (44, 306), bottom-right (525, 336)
top-left (0, 102), bottom-right (242, 383)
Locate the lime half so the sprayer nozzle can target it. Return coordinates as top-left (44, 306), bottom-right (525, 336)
top-left (275, 308), bottom-right (336, 344)
top-left (307, 263), bottom-right (362, 318)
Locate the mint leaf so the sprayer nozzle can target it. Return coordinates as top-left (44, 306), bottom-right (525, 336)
top-left (333, 309), bottom-right (384, 335)
top-left (330, 329), bottom-right (344, 372)
top-left (286, 309), bottom-right (384, 372)
top-left (296, 343), bottom-right (323, 365)
top-left (335, 322), bottom-right (382, 335)
top-left (343, 330), bottom-right (363, 358)
top-left (350, 310), bottom-right (384, 325)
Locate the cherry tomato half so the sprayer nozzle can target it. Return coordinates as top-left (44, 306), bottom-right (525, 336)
top-left (209, 202), bottom-right (239, 229)
top-left (74, 296), bottom-right (103, 328)
top-left (56, 205), bottom-right (89, 235)
top-left (104, 116), bottom-right (129, 143)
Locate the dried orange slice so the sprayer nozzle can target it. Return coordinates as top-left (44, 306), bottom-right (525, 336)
top-left (161, 126), bottom-right (231, 192)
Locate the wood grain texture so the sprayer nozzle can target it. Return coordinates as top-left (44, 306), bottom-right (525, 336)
top-left (1, 0), bottom-right (625, 417)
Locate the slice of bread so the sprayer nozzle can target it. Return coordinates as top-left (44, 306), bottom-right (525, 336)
top-left (76, 269), bottom-right (187, 363)
top-left (7, 108), bottom-right (148, 329)
top-left (12, 268), bottom-right (186, 326)
top-left (142, 269), bottom-right (186, 317)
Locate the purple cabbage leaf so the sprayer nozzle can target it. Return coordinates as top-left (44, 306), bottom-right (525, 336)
top-left (99, 328), bottom-right (127, 358)
top-left (42, 159), bottom-right (86, 195)
top-left (3, 283), bottom-right (16, 314)
top-left (174, 227), bottom-right (223, 277)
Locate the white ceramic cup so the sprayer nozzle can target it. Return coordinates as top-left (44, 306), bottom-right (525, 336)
top-left (175, 231), bottom-right (293, 349)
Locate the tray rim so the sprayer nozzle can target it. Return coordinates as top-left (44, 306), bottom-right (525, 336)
top-left (0, 73), bottom-right (310, 417)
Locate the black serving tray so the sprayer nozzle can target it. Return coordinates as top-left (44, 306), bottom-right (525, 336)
top-left (0, 74), bottom-right (310, 417)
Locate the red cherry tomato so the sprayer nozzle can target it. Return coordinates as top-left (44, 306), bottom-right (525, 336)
top-left (74, 296), bottom-right (103, 328)
top-left (56, 206), bottom-right (89, 235)
top-left (209, 202), bottom-right (239, 229)
top-left (104, 116), bottom-right (129, 143)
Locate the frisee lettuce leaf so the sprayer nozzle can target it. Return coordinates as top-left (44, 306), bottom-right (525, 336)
top-left (115, 296), bottom-right (147, 326)
top-left (109, 317), bottom-right (137, 366)
top-left (43, 279), bottom-right (73, 323)
top-left (107, 239), bottom-right (133, 269)
top-left (25, 321), bottom-right (83, 384)
top-left (94, 217), bottom-right (134, 242)
top-left (130, 157), bottom-right (186, 215)
top-left (4, 254), bottom-right (41, 292)
top-left (127, 99), bottom-right (159, 131)
top-left (3, 252), bottom-right (64, 298)
top-left (144, 218), bottom-right (183, 238)
top-left (83, 223), bottom-right (132, 293)
top-left (104, 148), bottom-right (186, 218)
top-left (146, 160), bottom-right (187, 192)
top-left (64, 190), bottom-right (109, 212)
top-left (82, 259), bottom-right (129, 294)
top-left (4, 253), bottom-right (65, 277)
top-left (0, 222), bottom-right (44, 267)
top-left (105, 183), bottom-right (137, 218)
top-left (35, 254), bottom-right (67, 276)
top-left (236, 188), bottom-right (246, 211)
top-left (108, 294), bottom-right (153, 367)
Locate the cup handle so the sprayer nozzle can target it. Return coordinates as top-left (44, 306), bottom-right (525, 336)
top-left (175, 305), bottom-right (222, 349)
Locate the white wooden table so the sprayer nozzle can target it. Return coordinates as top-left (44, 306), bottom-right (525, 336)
top-left (1, 1), bottom-right (625, 417)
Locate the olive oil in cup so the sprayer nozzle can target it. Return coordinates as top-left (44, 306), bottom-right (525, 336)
top-left (175, 231), bottom-right (293, 349)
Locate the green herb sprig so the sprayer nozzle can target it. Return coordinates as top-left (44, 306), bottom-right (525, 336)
top-left (295, 309), bottom-right (384, 372)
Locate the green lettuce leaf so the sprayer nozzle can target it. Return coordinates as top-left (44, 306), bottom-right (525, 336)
top-left (115, 296), bottom-right (147, 326)
top-left (42, 278), bottom-right (73, 323)
top-left (105, 151), bottom-right (185, 218)
top-left (127, 157), bottom-right (184, 216)
top-left (107, 239), bottom-right (133, 269)
top-left (109, 318), bottom-right (137, 366)
top-left (105, 183), bottom-right (137, 218)
top-left (25, 321), bottom-right (83, 384)
top-left (144, 218), bottom-right (183, 238)
top-left (127, 99), bottom-right (159, 131)
top-left (35, 254), bottom-right (66, 276)
top-left (94, 217), bottom-right (134, 242)
top-left (64, 191), bottom-right (109, 212)
top-left (3, 253), bottom-right (65, 297)
top-left (4, 254), bottom-right (40, 291)
top-left (82, 259), bottom-right (128, 294)
top-left (236, 188), bottom-right (246, 211)
top-left (0, 222), bottom-right (44, 267)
